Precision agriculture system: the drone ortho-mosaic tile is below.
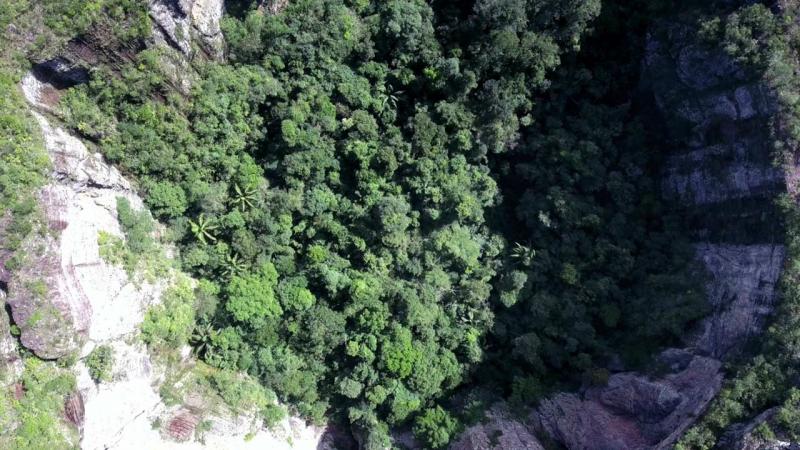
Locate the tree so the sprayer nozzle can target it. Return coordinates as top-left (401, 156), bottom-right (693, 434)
top-left (226, 263), bottom-right (282, 326)
top-left (85, 345), bottom-right (115, 383)
top-left (142, 276), bottom-right (196, 348)
top-left (381, 326), bottom-right (421, 379)
top-left (190, 322), bottom-right (218, 358)
top-left (231, 183), bottom-right (258, 211)
top-left (189, 213), bottom-right (218, 245)
top-left (413, 406), bottom-right (459, 449)
top-left (145, 180), bottom-right (187, 219)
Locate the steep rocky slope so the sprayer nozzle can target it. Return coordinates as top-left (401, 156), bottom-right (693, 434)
top-left (18, 70), bottom-right (331, 449)
top-left (0, 1), bottom-right (343, 448)
top-left (453, 9), bottom-right (789, 450)
top-left (1, 1), bottom-right (794, 449)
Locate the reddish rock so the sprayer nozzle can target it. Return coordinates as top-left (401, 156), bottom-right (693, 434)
top-left (64, 391), bottom-right (85, 428)
top-left (13, 382), bottom-right (24, 400)
top-left (167, 410), bottom-right (200, 442)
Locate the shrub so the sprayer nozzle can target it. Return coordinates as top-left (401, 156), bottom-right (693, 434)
top-left (142, 275), bottom-right (196, 348)
top-left (413, 406), bottom-right (460, 449)
top-left (86, 345), bottom-right (115, 383)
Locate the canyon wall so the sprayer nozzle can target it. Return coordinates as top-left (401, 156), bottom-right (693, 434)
top-left (1, 1), bottom-right (794, 449)
top-left (453, 9), bottom-right (789, 450)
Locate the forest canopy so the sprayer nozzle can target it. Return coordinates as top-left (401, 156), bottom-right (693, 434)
top-left (55, 0), bottom-right (708, 447)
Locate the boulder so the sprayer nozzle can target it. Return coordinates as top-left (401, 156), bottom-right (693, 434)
top-left (450, 405), bottom-right (544, 450)
top-left (165, 409), bottom-right (200, 442)
top-left (534, 352), bottom-right (721, 450)
top-left (64, 391), bottom-right (85, 428)
top-left (532, 350), bottom-right (722, 450)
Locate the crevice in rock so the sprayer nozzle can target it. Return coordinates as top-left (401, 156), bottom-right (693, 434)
top-left (30, 58), bottom-right (89, 89)
top-left (150, 19), bottom-right (190, 56)
top-left (3, 301), bottom-right (21, 345)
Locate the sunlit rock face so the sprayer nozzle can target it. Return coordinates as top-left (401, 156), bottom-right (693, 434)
top-left (149, 0), bottom-right (225, 59)
top-left (1, 74), bottom-right (147, 361)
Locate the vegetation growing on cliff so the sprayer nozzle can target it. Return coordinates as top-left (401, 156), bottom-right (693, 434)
top-left (678, 3), bottom-right (800, 448)
top-left (0, 0), bottom-right (716, 446)
top-left (86, 345), bottom-right (114, 383)
top-left (0, 358), bottom-right (79, 449)
top-left (0, 70), bottom-right (50, 274)
top-left (47, 0), bottom-right (710, 445)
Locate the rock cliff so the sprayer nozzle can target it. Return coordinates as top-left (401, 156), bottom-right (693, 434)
top-left (3, 73), bottom-right (146, 361)
top-left (451, 10), bottom-right (789, 450)
top-left (2, 1), bottom-right (794, 449)
top-left (149, 0), bottom-right (225, 59)
top-left (0, 1), bottom-right (338, 448)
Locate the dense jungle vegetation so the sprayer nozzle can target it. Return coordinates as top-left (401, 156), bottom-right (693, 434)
top-left (8, 0), bottom-right (778, 447)
top-left (54, 0), bottom-right (711, 445)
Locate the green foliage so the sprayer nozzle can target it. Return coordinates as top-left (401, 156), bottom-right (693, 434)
top-left (58, 0), bottom-right (709, 446)
top-left (225, 263), bottom-right (282, 325)
top-left (42, 0), bottom-right (150, 41)
top-left (0, 69), bottom-right (49, 274)
top-left (413, 406), bottom-right (460, 449)
top-left (699, 4), bottom-right (782, 70)
top-left (116, 197), bottom-right (154, 254)
top-left (60, 88), bottom-right (116, 140)
top-left (144, 181), bottom-right (188, 219)
top-left (97, 199), bottom-right (170, 281)
top-left (86, 344), bottom-right (115, 383)
top-left (776, 388), bottom-right (800, 440)
top-left (754, 421), bottom-right (776, 440)
top-left (206, 368), bottom-right (285, 427)
top-left (0, 358), bottom-right (78, 449)
top-left (142, 275), bottom-right (196, 348)
top-left (97, 230), bottom-right (127, 267)
top-left (381, 326), bottom-right (420, 379)
top-left (0, 0), bottom-right (29, 32)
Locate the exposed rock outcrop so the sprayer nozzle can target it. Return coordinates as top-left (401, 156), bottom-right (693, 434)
top-left (693, 244), bottom-right (785, 358)
top-left (644, 17), bottom-right (784, 244)
top-left (65, 391), bottom-right (86, 428)
top-left (451, 406), bottom-right (544, 450)
top-left (3, 73), bottom-right (147, 361)
top-left (149, 0), bottom-right (225, 59)
top-left (452, 10), bottom-right (789, 450)
top-left (0, 290), bottom-right (22, 382)
top-left (165, 409), bottom-right (201, 442)
top-left (18, 66), bottom-right (330, 450)
top-left (535, 350), bottom-right (722, 450)
top-left (645, 19), bottom-right (779, 206)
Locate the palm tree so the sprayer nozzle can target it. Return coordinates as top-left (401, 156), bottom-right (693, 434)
top-left (380, 84), bottom-right (404, 110)
top-left (231, 183), bottom-right (257, 211)
top-left (189, 214), bottom-right (218, 245)
top-left (511, 242), bottom-right (536, 267)
top-left (190, 322), bottom-right (217, 358)
top-left (221, 252), bottom-right (247, 278)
